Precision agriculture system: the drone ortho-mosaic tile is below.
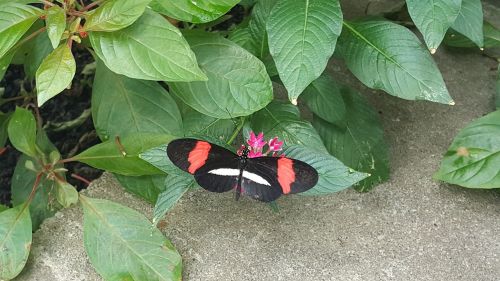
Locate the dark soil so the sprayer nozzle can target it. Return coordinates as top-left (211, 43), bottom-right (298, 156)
top-left (0, 47), bottom-right (102, 206)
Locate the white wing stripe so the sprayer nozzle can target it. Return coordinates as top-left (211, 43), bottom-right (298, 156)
top-left (208, 168), bottom-right (271, 186)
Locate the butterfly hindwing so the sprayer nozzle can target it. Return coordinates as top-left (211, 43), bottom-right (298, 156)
top-left (246, 157), bottom-right (318, 195)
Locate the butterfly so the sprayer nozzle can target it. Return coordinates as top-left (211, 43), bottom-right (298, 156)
top-left (167, 138), bottom-right (318, 202)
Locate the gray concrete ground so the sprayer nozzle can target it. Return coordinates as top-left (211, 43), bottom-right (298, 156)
top-left (15, 2), bottom-right (500, 281)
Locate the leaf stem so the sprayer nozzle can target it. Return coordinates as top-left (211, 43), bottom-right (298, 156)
top-left (80, 0), bottom-right (104, 12)
top-left (11, 26), bottom-right (47, 51)
top-left (18, 172), bottom-right (43, 219)
top-left (71, 173), bottom-right (91, 186)
top-left (227, 116), bottom-right (246, 145)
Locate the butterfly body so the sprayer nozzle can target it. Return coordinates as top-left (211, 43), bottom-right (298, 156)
top-left (167, 138), bottom-right (318, 202)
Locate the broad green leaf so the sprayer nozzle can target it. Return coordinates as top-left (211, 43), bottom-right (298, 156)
top-left (0, 112), bottom-right (11, 147)
top-left (313, 88), bottom-right (390, 192)
top-left (169, 31), bottom-right (273, 119)
top-left (337, 20), bottom-right (453, 105)
top-left (451, 0), bottom-right (483, 48)
top-left (229, 27), bottom-right (260, 57)
top-left (444, 21), bottom-right (500, 48)
top-left (0, 205), bottom-right (32, 280)
top-left (267, 0), bottom-right (342, 103)
top-left (90, 10), bottom-right (207, 82)
top-left (84, 0), bottom-right (151, 32)
top-left (73, 133), bottom-right (175, 176)
top-left (406, 0), bottom-right (462, 52)
top-left (46, 5), bottom-right (66, 48)
top-left (0, 205), bottom-right (7, 213)
top-left (0, 51), bottom-right (14, 81)
top-left (140, 144), bottom-right (186, 175)
top-left (81, 196), bottom-right (182, 281)
top-left (36, 44), bottom-right (76, 106)
top-left (249, 101), bottom-right (327, 151)
top-left (23, 30), bottom-right (53, 78)
top-left (247, 0), bottom-right (277, 59)
top-left (114, 174), bottom-right (167, 204)
top-left (153, 174), bottom-right (190, 224)
top-left (282, 145), bottom-right (368, 195)
top-left (301, 73), bottom-right (346, 123)
top-left (182, 105), bottom-right (235, 142)
top-left (434, 110), bottom-right (500, 188)
top-left (150, 0), bottom-right (239, 23)
top-left (7, 107), bottom-right (37, 157)
top-left (11, 156), bottom-right (59, 230)
top-left (92, 61), bottom-right (183, 141)
top-left (55, 181), bottom-right (78, 208)
top-left (0, 3), bottom-right (42, 59)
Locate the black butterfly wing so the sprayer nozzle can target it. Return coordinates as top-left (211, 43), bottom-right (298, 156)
top-left (242, 156), bottom-right (318, 202)
top-left (167, 138), bottom-right (240, 193)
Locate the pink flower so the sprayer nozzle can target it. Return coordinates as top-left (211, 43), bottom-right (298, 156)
top-left (247, 131), bottom-right (266, 149)
top-left (268, 137), bottom-right (283, 152)
top-left (248, 151), bottom-right (263, 158)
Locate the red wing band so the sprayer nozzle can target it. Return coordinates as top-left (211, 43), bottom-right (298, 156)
top-left (187, 141), bottom-right (211, 174)
top-left (277, 158), bottom-right (295, 194)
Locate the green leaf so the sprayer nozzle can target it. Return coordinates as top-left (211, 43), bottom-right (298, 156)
top-left (0, 3), bottom-right (42, 59)
top-left (406, 0), bottom-right (462, 52)
top-left (140, 144), bottom-right (185, 175)
top-left (55, 181), bottom-right (78, 208)
top-left (337, 20), bottom-right (453, 105)
top-left (36, 44), bottom-right (76, 106)
top-left (450, 0), bottom-right (483, 48)
top-left (11, 155), bottom-right (59, 229)
top-left (282, 145), bottom-right (368, 195)
top-left (266, 0), bottom-right (342, 103)
top-left (301, 73), bottom-right (346, 123)
top-left (0, 51), bottom-right (14, 81)
top-left (0, 205), bottom-right (7, 213)
top-left (444, 21), bottom-right (500, 48)
top-left (114, 174), bottom-right (167, 204)
top-left (0, 112), bottom-right (11, 147)
top-left (247, 0), bottom-right (277, 59)
top-left (150, 0), bottom-right (239, 23)
top-left (249, 100), bottom-right (326, 151)
top-left (434, 110), bottom-right (500, 188)
top-left (181, 105), bottom-right (236, 142)
top-left (229, 27), bottom-right (260, 57)
top-left (83, 0), bottom-right (151, 32)
top-left (169, 31), bottom-right (273, 119)
top-left (153, 174), bottom-right (190, 224)
top-left (92, 61), bottom-right (183, 140)
top-left (0, 205), bottom-right (32, 280)
top-left (73, 133), bottom-right (175, 176)
top-left (46, 5), bottom-right (66, 48)
top-left (7, 107), bottom-right (37, 157)
top-left (90, 10), bottom-right (207, 82)
top-left (313, 88), bottom-right (390, 192)
top-left (23, 30), bottom-right (53, 78)
top-left (81, 196), bottom-right (182, 281)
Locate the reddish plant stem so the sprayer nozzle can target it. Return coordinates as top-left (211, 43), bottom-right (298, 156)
top-left (28, 103), bottom-right (43, 130)
top-left (71, 173), bottom-right (91, 186)
top-left (18, 172), bottom-right (43, 219)
top-left (58, 157), bottom-right (76, 164)
top-left (80, 0), bottom-right (104, 12)
top-left (12, 27), bottom-right (47, 51)
top-left (2, 96), bottom-right (29, 103)
top-left (0, 147), bottom-right (6, 156)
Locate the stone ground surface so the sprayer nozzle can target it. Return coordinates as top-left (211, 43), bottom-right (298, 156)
top-left (15, 1), bottom-right (500, 281)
